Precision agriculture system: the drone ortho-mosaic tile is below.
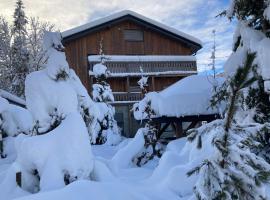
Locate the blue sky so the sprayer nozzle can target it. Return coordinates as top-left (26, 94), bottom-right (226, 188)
top-left (1, 0), bottom-right (234, 73)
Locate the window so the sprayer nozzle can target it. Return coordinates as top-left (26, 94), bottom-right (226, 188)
top-left (123, 30), bottom-right (144, 41)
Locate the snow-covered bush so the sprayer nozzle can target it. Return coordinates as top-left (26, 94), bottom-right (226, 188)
top-left (15, 112), bottom-right (94, 192)
top-left (89, 62), bottom-right (121, 145)
top-left (0, 97), bottom-right (33, 137)
top-left (26, 32), bottom-right (79, 134)
top-left (15, 31), bottom-right (94, 192)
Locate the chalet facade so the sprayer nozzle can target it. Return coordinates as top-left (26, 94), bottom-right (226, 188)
top-left (62, 10), bottom-right (202, 136)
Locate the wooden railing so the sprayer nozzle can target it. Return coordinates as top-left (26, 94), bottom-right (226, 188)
top-left (89, 61), bottom-right (197, 74)
top-left (113, 92), bottom-right (144, 102)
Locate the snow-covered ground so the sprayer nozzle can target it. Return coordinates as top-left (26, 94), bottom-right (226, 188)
top-left (0, 132), bottom-right (207, 200)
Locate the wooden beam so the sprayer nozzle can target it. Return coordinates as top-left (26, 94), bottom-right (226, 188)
top-left (185, 121), bottom-right (198, 131)
top-left (183, 121), bottom-right (198, 137)
top-left (140, 114), bottom-right (221, 124)
top-left (157, 122), bottom-right (170, 139)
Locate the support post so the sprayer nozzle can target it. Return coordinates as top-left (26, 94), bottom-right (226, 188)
top-left (174, 121), bottom-right (183, 138)
top-left (151, 76), bottom-right (155, 91)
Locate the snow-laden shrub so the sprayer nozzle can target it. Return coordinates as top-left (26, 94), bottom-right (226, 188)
top-left (15, 31), bottom-right (95, 192)
top-left (89, 62), bottom-right (121, 145)
top-left (15, 112), bottom-right (94, 192)
top-left (0, 97), bottom-right (33, 137)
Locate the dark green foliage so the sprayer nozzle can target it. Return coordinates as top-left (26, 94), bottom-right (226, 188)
top-left (55, 69), bottom-right (69, 81)
top-left (241, 124), bottom-right (270, 164)
top-left (226, 0), bottom-right (270, 37)
top-left (246, 77), bottom-right (270, 123)
top-left (233, 36), bottom-right (242, 52)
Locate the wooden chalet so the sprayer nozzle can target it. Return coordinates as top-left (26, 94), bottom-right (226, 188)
top-left (62, 10), bottom-right (202, 136)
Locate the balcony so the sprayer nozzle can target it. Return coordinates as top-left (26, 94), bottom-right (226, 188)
top-left (113, 92), bottom-right (144, 103)
top-left (88, 55), bottom-right (197, 76)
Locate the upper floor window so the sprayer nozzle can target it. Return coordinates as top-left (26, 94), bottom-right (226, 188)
top-left (123, 30), bottom-right (144, 42)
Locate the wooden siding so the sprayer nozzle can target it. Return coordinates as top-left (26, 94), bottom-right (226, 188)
top-left (64, 19), bottom-right (193, 92)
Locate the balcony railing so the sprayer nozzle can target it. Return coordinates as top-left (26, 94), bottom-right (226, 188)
top-left (89, 61), bottom-right (197, 75)
top-left (113, 92), bottom-right (144, 102)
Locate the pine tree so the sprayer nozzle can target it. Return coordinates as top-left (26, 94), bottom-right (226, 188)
top-left (0, 16), bottom-right (12, 91)
top-left (186, 1), bottom-right (270, 199)
top-left (132, 68), bottom-right (163, 166)
top-left (188, 52), bottom-right (270, 200)
top-left (11, 0), bottom-right (29, 97)
top-left (89, 41), bottom-right (121, 145)
top-left (90, 62), bottom-right (121, 145)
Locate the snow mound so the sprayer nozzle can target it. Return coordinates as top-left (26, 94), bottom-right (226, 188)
top-left (0, 97), bottom-right (33, 136)
top-left (134, 75), bottom-right (224, 120)
top-left (15, 112), bottom-right (94, 192)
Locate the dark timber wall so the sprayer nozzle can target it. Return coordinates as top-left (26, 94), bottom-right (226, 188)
top-left (64, 19), bottom-right (193, 92)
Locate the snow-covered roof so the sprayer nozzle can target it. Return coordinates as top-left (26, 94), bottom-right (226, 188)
top-left (0, 89), bottom-right (26, 107)
top-left (62, 10), bottom-right (202, 47)
top-left (133, 75), bottom-right (225, 120)
top-left (88, 55), bottom-right (196, 62)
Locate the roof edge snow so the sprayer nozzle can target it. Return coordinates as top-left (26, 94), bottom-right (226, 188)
top-left (62, 10), bottom-right (202, 48)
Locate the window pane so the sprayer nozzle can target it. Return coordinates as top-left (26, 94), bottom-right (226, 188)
top-left (124, 30), bottom-right (144, 41)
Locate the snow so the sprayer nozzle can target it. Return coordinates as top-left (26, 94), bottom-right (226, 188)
top-left (134, 75), bottom-right (224, 120)
top-left (25, 70), bottom-right (79, 133)
top-left (138, 76), bottom-right (148, 90)
top-left (257, 38), bottom-right (270, 94)
top-left (91, 71), bottom-right (197, 77)
top-left (92, 63), bottom-right (109, 78)
top-left (0, 121), bottom-right (223, 200)
top-left (62, 10), bottom-right (202, 46)
top-left (0, 97), bottom-right (33, 136)
top-left (15, 112), bottom-right (94, 192)
top-left (89, 55), bottom-right (197, 62)
top-left (264, 3), bottom-right (270, 22)
top-left (0, 89), bottom-right (26, 106)
top-left (224, 46), bottom-right (247, 77)
top-left (25, 31), bottom-right (93, 133)
top-left (92, 84), bottom-right (114, 102)
top-left (224, 22), bottom-right (270, 95)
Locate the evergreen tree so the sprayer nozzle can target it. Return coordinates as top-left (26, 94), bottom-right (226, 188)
top-left (132, 68), bottom-right (163, 166)
top-left (89, 41), bottom-right (121, 145)
top-left (186, 1), bottom-right (270, 199)
top-left (90, 62), bottom-right (121, 145)
top-left (11, 0), bottom-right (29, 97)
top-left (0, 16), bottom-right (12, 91)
